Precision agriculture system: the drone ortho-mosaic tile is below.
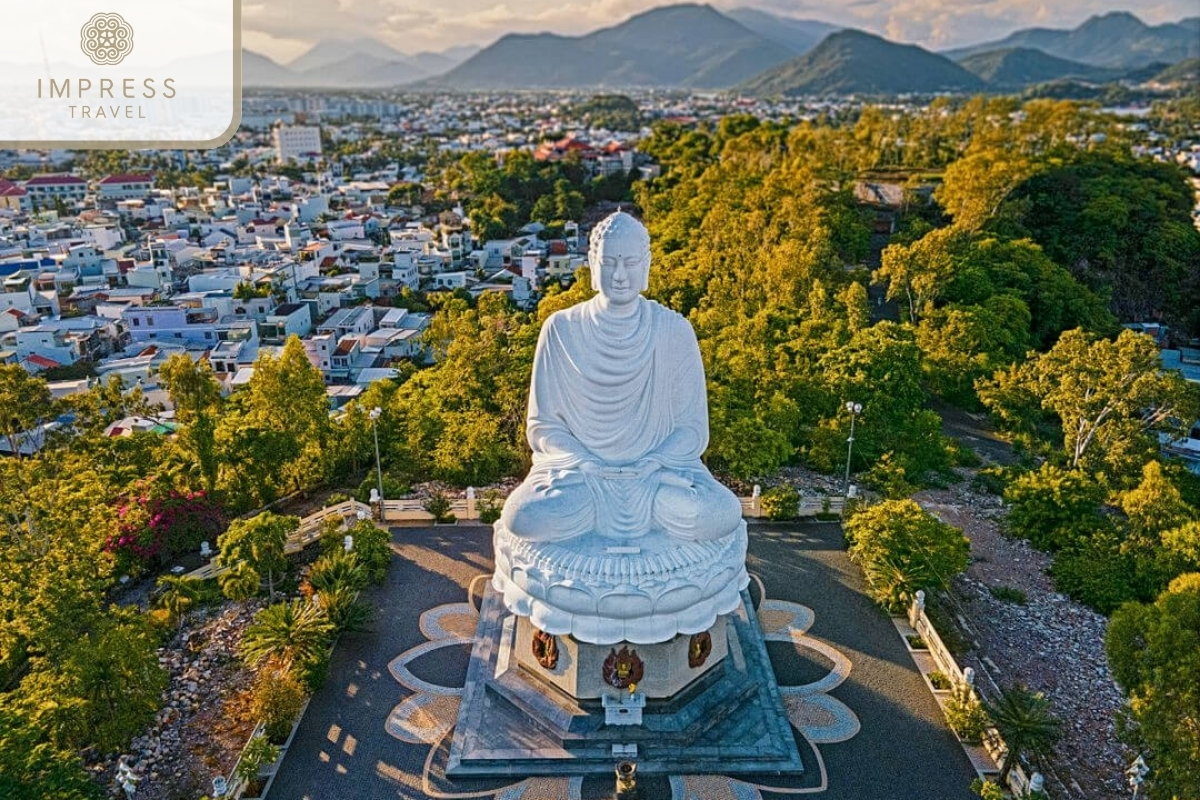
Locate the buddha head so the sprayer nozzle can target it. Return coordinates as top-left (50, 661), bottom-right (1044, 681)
top-left (589, 211), bottom-right (650, 306)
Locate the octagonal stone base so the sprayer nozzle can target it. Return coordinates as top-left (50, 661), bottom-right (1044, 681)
top-left (514, 616), bottom-right (728, 700)
top-left (447, 586), bottom-right (804, 777)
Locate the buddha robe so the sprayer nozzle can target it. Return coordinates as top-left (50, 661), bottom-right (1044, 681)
top-left (500, 296), bottom-right (742, 543)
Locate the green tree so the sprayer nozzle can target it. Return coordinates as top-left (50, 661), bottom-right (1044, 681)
top-left (0, 364), bottom-right (54, 458)
top-left (978, 329), bottom-right (1200, 482)
top-left (1106, 573), bottom-right (1200, 800)
top-left (217, 512), bottom-right (294, 599)
top-left (24, 612), bottom-right (168, 754)
top-left (844, 499), bottom-right (970, 611)
top-left (0, 699), bottom-right (100, 800)
top-left (159, 353), bottom-right (224, 492)
top-left (982, 684), bottom-right (1062, 786)
top-left (155, 574), bottom-right (204, 629)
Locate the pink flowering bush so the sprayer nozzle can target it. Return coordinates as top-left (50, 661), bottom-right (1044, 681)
top-left (106, 483), bottom-right (227, 566)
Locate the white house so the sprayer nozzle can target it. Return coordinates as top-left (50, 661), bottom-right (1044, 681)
top-left (98, 173), bottom-right (155, 200)
top-left (274, 125), bottom-right (323, 163)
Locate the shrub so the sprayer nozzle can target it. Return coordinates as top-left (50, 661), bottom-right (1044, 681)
top-left (1004, 464), bottom-right (1105, 551)
top-left (106, 483), bottom-right (226, 566)
top-left (945, 683), bottom-right (990, 743)
top-left (355, 474), bottom-right (410, 504)
top-left (317, 585), bottom-right (372, 633)
top-left (863, 452), bottom-right (917, 499)
top-left (989, 585), bottom-right (1028, 605)
top-left (970, 467), bottom-right (1008, 496)
top-left (970, 779), bottom-right (1006, 800)
top-left (308, 550), bottom-right (367, 594)
top-left (423, 491), bottom-right (456, 524)
top-left (928, 671), bottom-right (952, 690)
top-left (324, 492), bottom-right (350, 506)
top-left (251, 658), bottom-right (307, 743)
top-left (477, 489), bottom-right (503, 525)
top-left (845, 500), bottom-right (970, 611)
top-left (343, 519), bottom-right (392, 584)
top-left (761, 485), bottom-right (800, 521)
top-left (318, 515), bottom-right (348, 555)
top-left (236, 734), bottom-right (280, 784)
top-left (1051, 530), bottom-right (1139, 614)
top-left (906, 635), bottom-right (927, 650)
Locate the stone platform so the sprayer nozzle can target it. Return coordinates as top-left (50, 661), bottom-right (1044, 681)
top-left (446, 586), bottom-right (804, 777)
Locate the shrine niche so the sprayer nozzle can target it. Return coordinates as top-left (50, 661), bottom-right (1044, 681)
top-left (531, 629), bottom-right (558, 670)
top-left (602, 646), bottom-right (644, 690)
top-left (688, 631), bottom-right (713, 668)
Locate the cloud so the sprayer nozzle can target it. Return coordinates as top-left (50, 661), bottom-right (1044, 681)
top-left (242, 0), bottom-right (1200, 60)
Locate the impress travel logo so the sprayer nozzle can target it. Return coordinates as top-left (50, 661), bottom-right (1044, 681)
top-left (80, 12), bottom-right (135, 65)
top-left (1, 1), bottom-right (241, 148)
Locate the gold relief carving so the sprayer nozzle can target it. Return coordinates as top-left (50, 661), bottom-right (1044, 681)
top-left (688, 631), bottom-right (713, 668)
top-left (531, 629), bottom-right (558, 670)
top-left (602, 646), bottom-right (644, 689)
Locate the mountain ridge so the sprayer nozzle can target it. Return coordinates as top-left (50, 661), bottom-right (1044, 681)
top-left (739, 28), bottom-right (987, 96)
top-left (424, 3), bottom-right (796, 90)
top-left (945, 11), bottom-right (1199, 68)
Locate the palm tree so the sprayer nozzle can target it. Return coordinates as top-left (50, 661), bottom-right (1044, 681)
top-left (155, 575), bottom-right (203, 629)
top-left (308, 550), bottom-right (366, 595)
top-left (316, 585), bottom-right (371, 633)
top-left (219, 561), bottom-right (261, 603)
top-left (240, 599), bottom-right (333, 670)
top-left (983, 684), bottom-right (1062, 785)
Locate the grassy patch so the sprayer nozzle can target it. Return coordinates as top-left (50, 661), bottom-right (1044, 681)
top-left (988, 585), bottom-right (1028, 605)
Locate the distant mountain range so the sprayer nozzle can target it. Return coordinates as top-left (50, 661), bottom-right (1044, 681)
top-left (944, 11), bottom-right (1199, 68)
top-left (242, 5), bottom-right (1199, 96)
top-left (956, 47), bottom-right (1117, 89)
top-left (739, 29), bottom-right (986, 96)
top-left (242, 39), bottom-right (479, 88)
top-left (421, 4), bottom-right (796, 90)
top-left (723, 8), bottom-right (840, 55)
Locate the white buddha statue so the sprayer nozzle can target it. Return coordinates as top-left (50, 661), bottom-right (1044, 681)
top-left (499, 211), bottom-right (743, 544)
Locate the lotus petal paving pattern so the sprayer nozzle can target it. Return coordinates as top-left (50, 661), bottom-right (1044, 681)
top-left (385, 580), bottom-right (859, 796)
top-left (267, 522), bottom-right (978, 800)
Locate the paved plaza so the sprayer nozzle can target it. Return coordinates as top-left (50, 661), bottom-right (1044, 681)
top-left (269, 522), bottom-right (978, 800)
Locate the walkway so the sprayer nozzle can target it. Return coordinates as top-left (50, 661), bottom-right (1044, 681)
top-left (268, 522), bottom-right (977, 800)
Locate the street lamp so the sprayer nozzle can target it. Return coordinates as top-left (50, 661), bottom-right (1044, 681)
top-left (369, 406), bottom-right (384, 512)
top-left (843, 401), bottom-right (862, 497)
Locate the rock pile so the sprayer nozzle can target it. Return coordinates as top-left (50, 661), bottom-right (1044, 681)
top-left (918, 481), bottom-right (1126, 799)
top-left (99, 601), bottom-right (262, 800)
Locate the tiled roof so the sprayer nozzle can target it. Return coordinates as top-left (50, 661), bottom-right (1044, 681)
top-left (25, 174), bottom-right (86, 186)
top-left (26, 354), bottom-right (61, 369)
top-left (99, 173), bottom-right (153, 184)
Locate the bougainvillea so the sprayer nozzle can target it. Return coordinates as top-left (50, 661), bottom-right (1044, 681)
top-left (106, 483), bottom-right (226, 565)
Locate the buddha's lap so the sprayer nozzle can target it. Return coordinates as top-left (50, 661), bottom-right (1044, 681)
top-left (501, 470), bottom-right (741, 540)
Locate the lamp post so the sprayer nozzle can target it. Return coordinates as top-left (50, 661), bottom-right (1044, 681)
top-left (843, 401), bottom-right (862, 497)
top-left (369, 406), bottom-right (384, 513)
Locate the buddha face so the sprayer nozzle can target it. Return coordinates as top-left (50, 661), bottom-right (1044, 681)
top-left (592, 237), bottom-right (649, 307)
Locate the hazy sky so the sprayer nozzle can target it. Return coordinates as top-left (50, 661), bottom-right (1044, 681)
top-left (242, 0), bottom-right (1198, 63)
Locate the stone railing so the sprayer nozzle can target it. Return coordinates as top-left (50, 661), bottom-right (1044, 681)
top-left (907, 592), bottom-right (1044, 797)
top-left (187, 488), bottom-right (848, 580)
top-left (186, 500), bottom-right (373, 581)
top-left (382, 486), bottom-right (845, 523)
